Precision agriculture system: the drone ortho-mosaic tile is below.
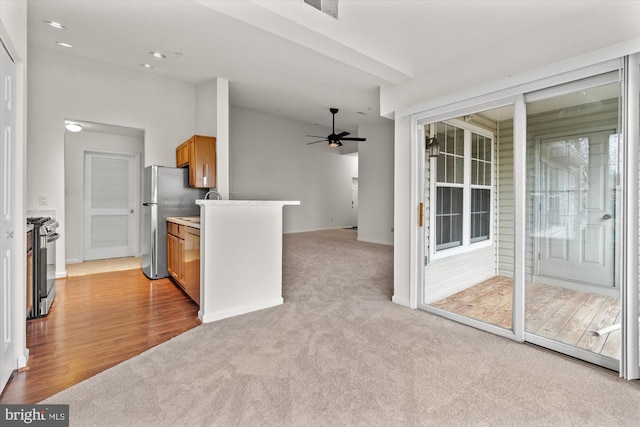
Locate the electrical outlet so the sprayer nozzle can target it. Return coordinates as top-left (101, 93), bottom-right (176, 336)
top-left (39, 194), bottom-right (48, 205)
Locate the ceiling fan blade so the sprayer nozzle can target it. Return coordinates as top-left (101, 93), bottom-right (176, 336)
top-left (340, 137), bottom-right (367, 141)
top-left (306, 139), bottom-right (328, 145)
top-left (336, 131), bottom-right (350, 138)
top-left (306, 135), bottom-right (327, 138)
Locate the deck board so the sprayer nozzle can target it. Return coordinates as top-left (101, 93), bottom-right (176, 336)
top-left (432, 276), bottom-right (622, 359)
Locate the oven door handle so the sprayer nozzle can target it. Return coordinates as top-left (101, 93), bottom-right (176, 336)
top-left (47, 232), bottom-right (60, 243)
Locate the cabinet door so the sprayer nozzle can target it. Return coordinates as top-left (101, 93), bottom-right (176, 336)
top-left (167, 233), bottom-right (178, 279)
top-left (189, 136), bottom-right (216, 188)
top-left (26, 248), bottom-right (33, 316)
top-left (176, 142), bottom-right (189, 168)
top-left (183, 227), bottom-right (200, 305)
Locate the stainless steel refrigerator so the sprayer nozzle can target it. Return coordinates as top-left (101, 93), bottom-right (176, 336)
top-left (141, 166), bottom-right (206, 279)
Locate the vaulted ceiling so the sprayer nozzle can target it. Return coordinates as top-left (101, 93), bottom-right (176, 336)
top-left (27, 1), bottom-right (640, 133)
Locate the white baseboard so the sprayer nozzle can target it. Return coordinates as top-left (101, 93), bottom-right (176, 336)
top-left (357, 237), bottom-right (393, 246)
top-left (56, 270), bottom-right (67, 279)
top-left (199, 297), bottom-right (284, 323)
top-left (392, 295), bottom-right (411, 308)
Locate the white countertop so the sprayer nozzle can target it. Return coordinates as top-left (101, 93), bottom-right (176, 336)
top-left (196, 200), bottom-right (300, 207)
top-left (166, 216), bottom-right (200, 228)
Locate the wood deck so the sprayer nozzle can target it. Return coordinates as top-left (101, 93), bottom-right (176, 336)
top-left (432, 276), bottom-right (621, 359)
top-left (0, 268), bottom-right (200, 404)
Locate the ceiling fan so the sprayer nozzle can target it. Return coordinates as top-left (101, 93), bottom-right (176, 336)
top-left (306, 108), bottom-right (367, 147)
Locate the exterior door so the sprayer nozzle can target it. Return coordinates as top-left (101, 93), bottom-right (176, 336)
top-left (536, 130), bottom-right (616, 288)
top-left (0, 43), bottom-right (17, 391)
top-left (83, 151), bottom-right (138, 260)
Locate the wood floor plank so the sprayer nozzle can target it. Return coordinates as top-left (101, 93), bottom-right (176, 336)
top-left (0, 269), bottom-right (200, 404)
top-left (554, 294), bottom-right (607, 346)
top-left (432, 276), bottom-right (622, 359)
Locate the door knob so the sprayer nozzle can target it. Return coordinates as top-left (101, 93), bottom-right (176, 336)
top-left (130, 209), bottom-right (134, 214)
top-left (603, 214), bottom-right (612, 220)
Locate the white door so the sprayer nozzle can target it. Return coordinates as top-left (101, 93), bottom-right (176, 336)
top-left (351, 177), bottom-right (359, 228)
top-left (83, 151), bottom-right (138, 260)
top-left (1, 43), bottom-right (17, 391)
top-left (536, 130), bottom-right (616, 287)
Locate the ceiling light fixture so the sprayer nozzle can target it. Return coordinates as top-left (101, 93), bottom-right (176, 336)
top-left (426, 133), bottom-right (440, 158)
top-left (141, 63), bottom-right (154, 69)
top-left (44, 20), bottom-right (67, 30)
top-left (55, 41), bottom-right (73, 48)
top-left (149, 51), bottom-right (166, 59)
top-left (65, 122), bottom-right (82, 132)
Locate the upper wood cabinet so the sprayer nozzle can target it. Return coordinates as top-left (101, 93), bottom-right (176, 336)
top-left (175, 135), bottom-right (216, 188)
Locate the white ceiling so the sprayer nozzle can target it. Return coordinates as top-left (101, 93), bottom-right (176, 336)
top-left (27, 1), bottom-right (640, 133)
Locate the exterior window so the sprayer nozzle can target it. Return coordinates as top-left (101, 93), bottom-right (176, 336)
top-left (431, 121), bottom-right (493, 254)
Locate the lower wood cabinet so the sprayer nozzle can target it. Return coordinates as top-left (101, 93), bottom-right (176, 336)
top-left (167, 220), bottom-right (200, 305)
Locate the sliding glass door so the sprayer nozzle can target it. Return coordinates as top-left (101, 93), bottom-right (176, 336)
top-left (416, 54), bottom-right (640, 378)
top-left (524, 77), bottom-right (622, 369)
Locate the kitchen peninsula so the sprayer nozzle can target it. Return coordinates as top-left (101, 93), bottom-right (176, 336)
top-left (195, 200), bottom-right (300, 323)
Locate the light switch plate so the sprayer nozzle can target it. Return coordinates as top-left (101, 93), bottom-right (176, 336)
top-left (39, 194), bottom-right (48, 205)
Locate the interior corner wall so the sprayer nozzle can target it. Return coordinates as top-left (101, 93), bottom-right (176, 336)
top-left (357, 123), bottom-right (394, 245)
top-left (229, 107), bottom-right (357, 233)
top-left (28, 46), bottom-right (196, 276)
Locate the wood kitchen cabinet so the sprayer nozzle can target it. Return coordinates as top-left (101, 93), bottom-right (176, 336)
top-left (175, 135), bottom-right (216, 188)
top-left (166, 220), bottom-right (200, 306)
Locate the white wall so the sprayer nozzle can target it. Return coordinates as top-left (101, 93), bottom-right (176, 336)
top-left (28, 46), bottom-right (197, 275)
top-left (229, 107), bottom-right (357, 233)
top-left (357, 123), bottom-right (394, 245)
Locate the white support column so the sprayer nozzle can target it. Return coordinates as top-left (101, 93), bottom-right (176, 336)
top-left (512, 94), bottom-right (527, 342)
top-left (216, 78), bottom-right (230, 199)
top-left (622, 54), bottom-right (640, 380)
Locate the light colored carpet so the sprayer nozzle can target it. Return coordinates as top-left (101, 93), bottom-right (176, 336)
top-left (44, 229), bottom-right (640, 426)
top-left (66, 257), bottom-right (142, 277)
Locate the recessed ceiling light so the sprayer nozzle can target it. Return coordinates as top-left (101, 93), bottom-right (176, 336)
top-left (44, 20), bottom-right (67, 30)
top-left (141, 63), bottom-right (154, 69)
top-left (65, 122), bottom-right (82, 132)
top-left (149, 51), bottom-right (166, 59)
top-left (55, 41), bottom-right (73, 48)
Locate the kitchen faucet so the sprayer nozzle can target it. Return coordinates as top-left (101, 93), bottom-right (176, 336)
top-left (204, 189), bottom-right (222, 200)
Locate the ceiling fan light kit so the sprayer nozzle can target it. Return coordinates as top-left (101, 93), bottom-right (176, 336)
top-left (306, 108), bottom-right (367, 147)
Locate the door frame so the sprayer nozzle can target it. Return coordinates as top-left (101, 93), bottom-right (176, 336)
top-left (408, 57), bottom-right (640, 378)
top-left (81, 149), bottom-right (140, 262)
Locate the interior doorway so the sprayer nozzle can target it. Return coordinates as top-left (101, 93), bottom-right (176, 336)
top-left (64, 121), bottom-right (144, 264)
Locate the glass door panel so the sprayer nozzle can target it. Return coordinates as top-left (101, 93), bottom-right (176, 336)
top-left (423, 106), bottom-right (516, 333)
top-left (525, 80), bottom-right (622, 367)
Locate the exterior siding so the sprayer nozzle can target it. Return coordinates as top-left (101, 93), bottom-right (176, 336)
top-left (423, 118), bottom-right (499, 303)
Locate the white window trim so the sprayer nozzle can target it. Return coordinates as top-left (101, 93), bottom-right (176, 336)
top-left (429, 118), bottom-right (494, 261)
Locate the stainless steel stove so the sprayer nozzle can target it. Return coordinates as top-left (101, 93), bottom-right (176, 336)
top-left (27, 216), bottom-right (60, 318)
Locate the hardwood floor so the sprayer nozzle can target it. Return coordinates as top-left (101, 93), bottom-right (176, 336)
top-left (0, 268), bottom-right (200, 404)
top-left (432, 276), bottom-right (621, 359)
